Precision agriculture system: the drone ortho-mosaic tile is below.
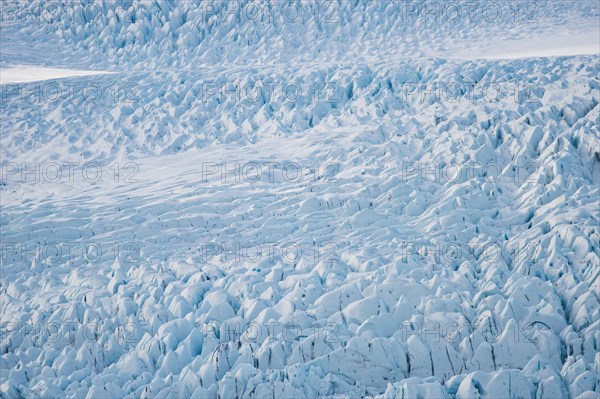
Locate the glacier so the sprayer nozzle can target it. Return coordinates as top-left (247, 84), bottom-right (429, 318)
top-left (0, 1), bottom-right (599, 398)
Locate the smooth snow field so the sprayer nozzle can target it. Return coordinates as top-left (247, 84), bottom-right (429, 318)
top-left (0, 66), bottom-right (112, 84)
top-left (1, 1), bottom-right (599, 398)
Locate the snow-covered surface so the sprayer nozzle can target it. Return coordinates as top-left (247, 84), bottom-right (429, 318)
top-left (445, 30), bottom-right (600, 60)
top-left (1, 1), bottom-right (599, 398)
top-left (0, 66), bottom-right (111, 84)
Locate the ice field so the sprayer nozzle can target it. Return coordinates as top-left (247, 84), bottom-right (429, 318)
top-left (1, 1), bottom-right (599, 398)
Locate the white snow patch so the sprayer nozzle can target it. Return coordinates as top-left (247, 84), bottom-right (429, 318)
top-left (0, 65), bottom-right (111, 84)
top-left (447, 29), bottom-right (600, 60)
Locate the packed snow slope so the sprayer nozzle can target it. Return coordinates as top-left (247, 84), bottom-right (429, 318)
top-left (1, 1), bottom-right (599, 398)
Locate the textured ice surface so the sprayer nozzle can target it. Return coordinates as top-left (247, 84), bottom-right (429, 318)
top-left (1, 1), bottom-right (599, 398)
